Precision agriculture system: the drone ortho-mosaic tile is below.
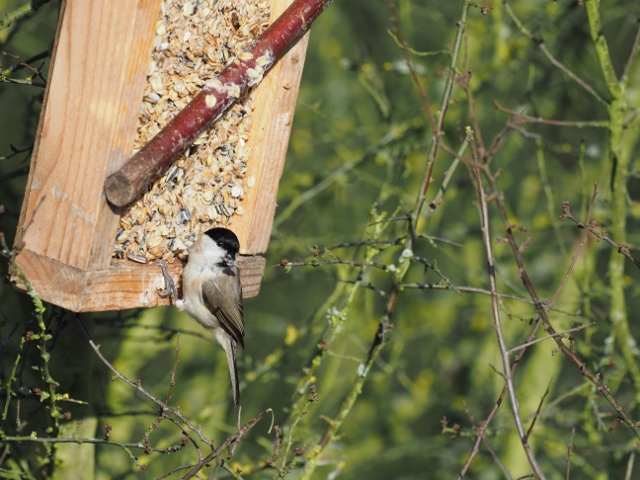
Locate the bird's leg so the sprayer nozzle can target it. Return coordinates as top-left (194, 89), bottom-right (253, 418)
top-left (157, 260), bottom-right (187, 311)
top-left (157, 260), bottom-right (178, 300)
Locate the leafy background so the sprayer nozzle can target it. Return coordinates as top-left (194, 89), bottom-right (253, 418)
top-left (1, 0), bottom-right (640, 479)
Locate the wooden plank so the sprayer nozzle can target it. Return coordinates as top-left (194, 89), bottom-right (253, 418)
top-left (15, 0), bottom-right (162, 271)
top-left (15, 249), bottom-right (266, 312)
top-left (13, 249), bottom-right (87, 311)
top-left (85, 256), bottom-right (267, 310)
top-left (235, 0), bottom-right (310, 254)
top-left (12, 0), bottom-right (307, 311)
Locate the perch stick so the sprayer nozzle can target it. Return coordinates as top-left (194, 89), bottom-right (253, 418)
top-left (104, 0), bottom-right (333, 207)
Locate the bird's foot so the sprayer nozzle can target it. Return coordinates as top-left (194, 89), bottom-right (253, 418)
top-left (157, 260), bottom-right (178, 300)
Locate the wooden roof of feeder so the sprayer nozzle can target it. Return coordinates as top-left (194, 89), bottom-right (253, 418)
top-left (12, 0), bottom-right (331, 312)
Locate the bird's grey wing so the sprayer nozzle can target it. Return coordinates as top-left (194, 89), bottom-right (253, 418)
top-left (201, 270), bottom-right (245, 349)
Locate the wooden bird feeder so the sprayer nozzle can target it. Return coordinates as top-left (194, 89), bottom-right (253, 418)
top-left (12, 0), bottom-right (320, 311)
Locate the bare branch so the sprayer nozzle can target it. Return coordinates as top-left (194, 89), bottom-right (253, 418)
top-left (565, 428), bottom-right (576, 480)
top-left (485, 173), bottom-right (640, 442)
top-left (494, 101), bottom-right (609, 128)
top-left (75, 316), bottom-right (212, 447)
top-left (469, 134), bottom-right (545, 479)
top-left (503, 0), bottom-right (608, 105)
top-left (412, 0), bottom-right (472, 222)
top-left (621, 18), bottom-right (640, 86)
top-left (525, 382), bottom-right (551, 440)
top-left (561, 204), bottom-right (640, 270)
top-left (104, 0), bottom-right (333, 207)
top-left (507, 324), bottom-right (595, 355)
top-left (0, 0), bottom-right (52, 32)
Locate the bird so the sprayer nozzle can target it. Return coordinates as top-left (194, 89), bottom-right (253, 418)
top-left (159, 227), bottom-right (244, 406)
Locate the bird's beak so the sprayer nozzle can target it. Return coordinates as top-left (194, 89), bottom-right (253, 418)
top-left (225, 254), bottom-right (241, 268)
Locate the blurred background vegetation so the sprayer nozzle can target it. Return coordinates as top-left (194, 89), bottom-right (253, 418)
top-left (2, 0), bottom-right (640, 478)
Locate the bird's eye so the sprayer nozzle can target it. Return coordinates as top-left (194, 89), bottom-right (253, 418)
top-left (217, 241), bottom-right (223, 247)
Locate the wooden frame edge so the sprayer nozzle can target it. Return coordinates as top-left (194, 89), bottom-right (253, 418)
top-left (13, 250), bottom-right (266, 312)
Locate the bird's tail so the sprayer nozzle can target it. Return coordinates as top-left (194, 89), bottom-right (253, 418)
top-left (216, 330), bottom-right (240, 407)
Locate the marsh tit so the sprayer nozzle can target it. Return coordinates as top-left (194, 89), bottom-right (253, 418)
top-left (159, 227), bottom-right (244, 406)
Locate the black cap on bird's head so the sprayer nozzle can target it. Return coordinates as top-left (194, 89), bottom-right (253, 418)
top-left (204, 228), bottom-right (240, 264)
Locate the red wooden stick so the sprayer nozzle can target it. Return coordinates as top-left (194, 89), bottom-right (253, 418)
top-left (104, 0), bottom-right (333, 207)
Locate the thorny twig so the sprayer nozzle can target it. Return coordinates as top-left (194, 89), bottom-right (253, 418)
top-left (561, 202), bottom-right (640, 270)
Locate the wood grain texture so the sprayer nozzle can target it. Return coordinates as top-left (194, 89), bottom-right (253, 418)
top-left (235, 0), bottom-right (310, 254)
top-left (13, 0), bottom-right (308, 311)
top-left (15, 249), bottom-right (266, 311)
top-left (16, 0), bottom-right (162, 271)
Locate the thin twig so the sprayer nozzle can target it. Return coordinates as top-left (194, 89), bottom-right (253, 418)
top-left (507, 324), bottom-right (595, 355)
top-left (0, 143), bottom-right (32, 162)
top-left (2, 50), bottom-right (46, 82)
top-left (384, 0), bottom-right (435, 130)
top-left (1, 50), bottom-right (48, 76)
top-left (621, 19), bottom-right (640, 86)
top-left (429, 132), bottom-right (471, 213)
top-left (503, 0), bottom-right (608, 105)
top-left (416, 233), bottom-right (463, 247)
top-left (469, 135), bottom-right (545, 479)
top-left (565, 428), bottom-right (576, 480)
top-left (74, 316), bottom-right (212, 446)
top-left (0, 433), bottom-right (186, 454)
top-left (547, 185), bottom-right (599, 313)
top-left (493, 101), bottom-right (608, 128)
top-left (0, 74), bottom-right (46, 87)
top-left (412, 255), bottom-right (460, 293)
top-left (458, 320), bottom-right (543, 479)
top-left (221, 459), bottom-right (244, 479)
top-left (0, 51), bottom-right (47, 87)
top-left (462, 403), bottom-right (513, 480)
top-left (280, 258), bottom-right (390, 271)
top-left (327, 238), bottom-right (405, 250)
top-left (0, 0), bottom-right (52, 32)
top-left (525, 382), bottom-right (551, 440)
top-left (298, 210), bottom-right (402, 477)
top-left (165, 334), bottom-right (181, 405)
top-left (181, 410), bottom-right (270, 479)
top-left (397, 283), bottom-right (580, 315)
top-left (561, 209), bottom-right (640, 270)
top-left (413, 0), bottom-right (472, 223)
top-left (625, 451), bottom-right (636, 480)
top-left (486, 174), bottom-right (640, 441)
top-left (483, 439), bottom-right (513, 480)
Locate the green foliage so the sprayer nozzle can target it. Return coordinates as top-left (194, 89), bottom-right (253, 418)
top-left (2, 0), bottom-right (640, 479)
